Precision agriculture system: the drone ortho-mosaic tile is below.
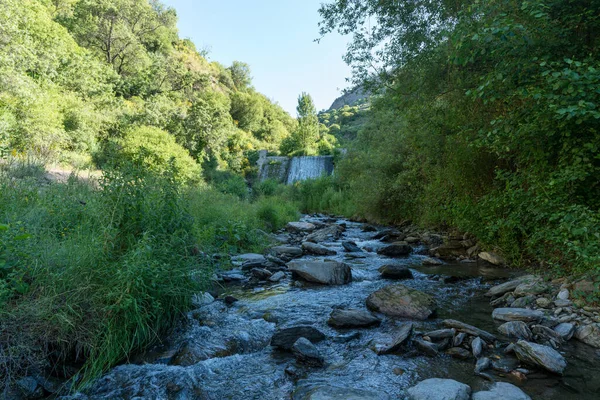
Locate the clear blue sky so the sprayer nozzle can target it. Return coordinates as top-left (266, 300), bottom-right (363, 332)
top-left (162, 0), bottom-right (352, 115)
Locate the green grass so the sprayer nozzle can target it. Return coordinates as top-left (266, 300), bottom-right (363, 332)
top-left (0, 165), bottom-right (299, 392)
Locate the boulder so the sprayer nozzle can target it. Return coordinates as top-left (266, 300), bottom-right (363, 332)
top-left (472, 382), bottom-right (531, 400)
top-left (301, 241), bottom-right (336, 256)
top-left (377, 243), bottom-right (412, 257)
top-left (231, 253), bottom-right (267, 266)
top-left (378, 265), bottom-right (414, 280)
top-left (574, 324), bottom-right (600, 348)
top-left (366, 284), bottom-right (436, 320)
top-left (513, 340), bottom-right (567, 375)
top-left (514, 279), bottom-right (550, 297)
top-left (510, 295), bottom-right (536, 308)
top-left (272, 246), bottom-right (303, 259)
top-left (292, 337), bottom-right (324, 367)
top-left (415, 339), bottom-right (439, 357)
top-left (287, 260), bottom-right (352, 285)
top-left (271, 326), bottom-right (326, 350)
top-left (305, 224), bottom-right (344, 243)
top-left (485, 275), bottom-right (536, 297)
top-left (373, 228), bottom-right (405, 242)
top-left (251, 268), bottom-right (272, 280)
top-left (553, 323), bottom-right (575, 341)
top-left (498, 321), bottom-right (533, 341)
top-left (407, 378), bottom-right (471, 400)
top-left (442, 320), bottom-right (497, 342)
top-left (342, 241), bottom-right (362, 253)
top-left (286, 222), bottom-right (316, 233)
top-left (328, 309), bottom-right (381, 329)
top-left (430, 241), bottom-right (467, 259)
top-left (492, 308), bottom-right (544, 323)
top-left (478, 252), bottom-right (506, 266)
top-left (370, 323), bottom-right (413, 355)
top-left (422, 257), bottom-right (443, 266)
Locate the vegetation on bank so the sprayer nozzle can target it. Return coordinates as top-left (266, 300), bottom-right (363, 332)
top-left (316, 0), bottom-right (600, 279)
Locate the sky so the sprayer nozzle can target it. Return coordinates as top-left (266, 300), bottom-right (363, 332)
top-left (162, 0), bottom-right (352, 115)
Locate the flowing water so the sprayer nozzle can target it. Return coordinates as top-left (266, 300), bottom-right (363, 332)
top-left (285, 156), bottom-right (334, 184)
top-left (68, 216), bottom-right (600, 400)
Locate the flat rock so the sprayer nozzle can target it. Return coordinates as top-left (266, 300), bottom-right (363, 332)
top-left (287, 222), bottom-right (316, 233)
top-left (407, 378), bottom-right (471, 400)
top-left (574, 324), bottom-right (600, 348)
top-left (302, 241), bottom-right (336, 256)
top-left (366, 284), bottom-right (436, 320)
top-left (377, 243), bottom-right (412, 257)
top-left (513, 340), bottom-right (567, 375)
top-left (272, 246), bottom-right (303, 258)
top-left (378, 265), bottom-right (414, 280)
top-left (231, 253), bottom-right (267, 266)
top-left (442, 319), bottom-right (497, 342)
top-left (478, 252), bottom-right (506, 266)
top-left (287, 260), bottom-right (352, 285)
top-left (492, 308), bottom-right (544, 323)
top-left (423, 328), bottom-right (456, 340)
top-left (473, 382), bottom-right (531, 400)
top-left (342, 241), bottom-right (362, 252)
top-left (371, 323), bottom-right (413, 355)
top-left (514, 279), bottom-right (550, 296)
top-left (553, 323), bottom-right (575, 341)
top-left (305, 224), bottom-right (344, 243)
top-left (485, 275), bottom-right (536, 297)
top-left (422, 257), bottom-right (443, 266)
top-left (498, 321), bottom-right (533, 341)
top-left (328, 309), bottom-right (381, 329)
top-left (292, 337), bottom-right (324, 367)
top-left (415, 339), bottom-right (439, 357)
top-left (271, 326), bottom-right (326, 350)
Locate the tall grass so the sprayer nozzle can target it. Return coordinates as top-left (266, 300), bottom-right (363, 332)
top-left (0, 166), bottom-right (299, 392)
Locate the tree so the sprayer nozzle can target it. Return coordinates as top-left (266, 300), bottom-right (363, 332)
top-left (228, 61), bottom-right (252, 91)
top-left (285, 92), bottom-right (319, 155)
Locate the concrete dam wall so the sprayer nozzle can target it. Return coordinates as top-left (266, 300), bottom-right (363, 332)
top-left (257, 151), bottom-right (334, 184)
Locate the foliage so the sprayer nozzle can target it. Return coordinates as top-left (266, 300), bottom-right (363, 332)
top-left (282, 92), bottom-right (320, 155)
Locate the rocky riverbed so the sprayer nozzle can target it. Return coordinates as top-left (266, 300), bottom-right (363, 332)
top-left (55, 216), bottom-right (600, 399)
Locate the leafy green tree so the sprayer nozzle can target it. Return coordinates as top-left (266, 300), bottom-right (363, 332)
top-left (284, 92), bottom-right (319, 155)
top-left (230, 91), bottom-right (264, 132)
top-left (228, 61), bottom-right (252, 91)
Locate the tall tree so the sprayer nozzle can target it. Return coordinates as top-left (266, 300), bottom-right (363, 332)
top-left (292, 92), bottom-right (319, 154)
top-left (228, 61), bottom-right (252, 91)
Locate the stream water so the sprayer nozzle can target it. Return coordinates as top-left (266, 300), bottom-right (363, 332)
top-left (69, 216), bottom-right (600, 400)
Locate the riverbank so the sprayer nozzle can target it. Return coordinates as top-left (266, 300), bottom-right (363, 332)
top-left (57, 215), bottom-right (600, 399)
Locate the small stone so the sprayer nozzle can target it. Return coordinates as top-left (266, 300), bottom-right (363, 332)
top-left (268, 271), bottom-right (286, 282)
top-left (492, 308), bottom-right (544, 323)
top-left (327, 309), bottom-right (381, 329)
top-left (447, 347), bottom-right (471, 359)
top-left (251, 268), bottom-right (273, 280)
top-left (415, 339), bottom-right (439, 357)
top-left (536, 297), bottom-right (551, 308)
top-left (472, 337), bottom-right (484, 358)
top-left (453, 332), bottom-right (467, 347)
top-left (475, 357), bottom-right (491, 374)
top-left (557, 289), bottom-right (570, 300)
top-left (554, 299), bottom-right (572, 307)
top-left (423, 329), bottom-right (456, 340)
top-left (342, 241), bottom-right (362, 252)
top-left (292, 337), bottom-right (324, 367)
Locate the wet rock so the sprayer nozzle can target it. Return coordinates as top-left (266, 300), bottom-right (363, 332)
top-left (342, 241), bottom-right (362, 252)
top-left (268, 271), bottom-right (286, 282)
top-left (305, 224), bottom-right (344, 243)
top-left (16, 376), bottom-right (44, 399)
top-left (478, 252), bottom-right (506, 266)
top-left (371, 323), bottom-right (413, 355)
top-left (366, 284), bottom-right (436, 320)
top-left (442, 319), bottom-right (497, 342)
top-left (287, 260), bottom-right (352, 285)
top-left (287, 221), bottom-right (316, 233)
top-left (191, 292), bottom-right (214, 307)
top-left (332, 332), bottom-right (361, 343)
top-left (220, 271), bottom-right (247, 282)
top-left (447, 347), bottom-right (471, 359)
top-left (377, 243), bottom-right (412, 257)
top-left (423, 328), bottom-right (456, 340)
top-left (294, 385), bottom-right (386, 400)
top-left (422, 257), bottom-right (443, 266)
top-left (475, 357), bottom-right (491, 374)
top-left (472, 382), bottom-right (531, 400)
top-left (514, 279), bottom-right (550, 297)
top-left (430, 241), bottom-right (467, 259)
top-left (492, 308), bottom-right (544, 323)
top-left (415, 339), bottom-right (439, 357)
top-left (407, 378), bottom-right (471, 400)
top-left (373, 228), bottom-right (404, 242)
top-left (272, 246), bottom-right (303, 259)
top-left (498, 321), bottom-right (533, 341)
top-left (251, 268), bottom-right (273, 280)
top-left (531, 325), bottom-right (563, 347)
top-left (271, 326), bottom-right (326, 350)
top-left (485, 275), bottom-right (535, 297)
top-left (574, 324), bottom-right (600, 348)
top-left (472, 337), bottom-right (484, 358)
top-left (301, 241), bottom-right (336, 256)
top-left (232, 253), bottom-right (267, 266)
top-left (553, 323), bottom-right (575, 341)
top-left (513, 340), bottom-right (567, 375)
top-left (378, 264), bottom-right (414, 280)
top-left (453, 332), bottom-right (467, 347)
top-left (328, 309), bottom-right (381, 329)
top-left (491, 357), bottom-right (520, 373)
top-left (291, 337), bottom-right (324, 367)
top-left (224, 295), bottom-right (239, 305)
top-left (362, 224), bottom-right (378, 232)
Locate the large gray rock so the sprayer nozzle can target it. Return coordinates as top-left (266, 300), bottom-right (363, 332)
top-left (342, 241), bottom-right (362, 253)
top-left (271, 326), bottom-right (326, 350)
top-left (328, 309), bottom-right (381, 329)
top-left (485, 275), bottom-right (535, 297)
top-left (492, 308), bottom-right (544, 323)
top-left (513, 340), bottom-right (567, 375)
top-left (292, 337), bottom-right (324, 367)
top-left (554, 323), bottom-right (575, 341)
top-left (407, 378), bottom-right (471, 400)
top-left (473, 382), bottom-right (531, 400)
top-left (370, 323), bottom-right (413, 355)
top-left (287, 221), bottom-right (316, 233)
top-left (231, 253), bottom-right (267, 266)
top-left (377, 243), bottom-right (412, 257)
top-left (287, 260), bottom-right (352, 285)
top-left (478, 252), bottom-right (506, 266)
top-left (574, 324), bottom-right (600, 348)
top-left (272, 246), bottom-right (303, 259)
top-left (305, 224), bottom-right (344, 243)
top-left (366, 284), bottom-right (436, 320)
top-left (514, 279), bottom-right (550, 297)
top-left (378, 264), bottom-right (414, 280)
top-left (498, 321), bottom-right (533, 341)
top-left (442, 319), bottom-right (497, 342)
top-left (302, 241), bottom-right (336, 256)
